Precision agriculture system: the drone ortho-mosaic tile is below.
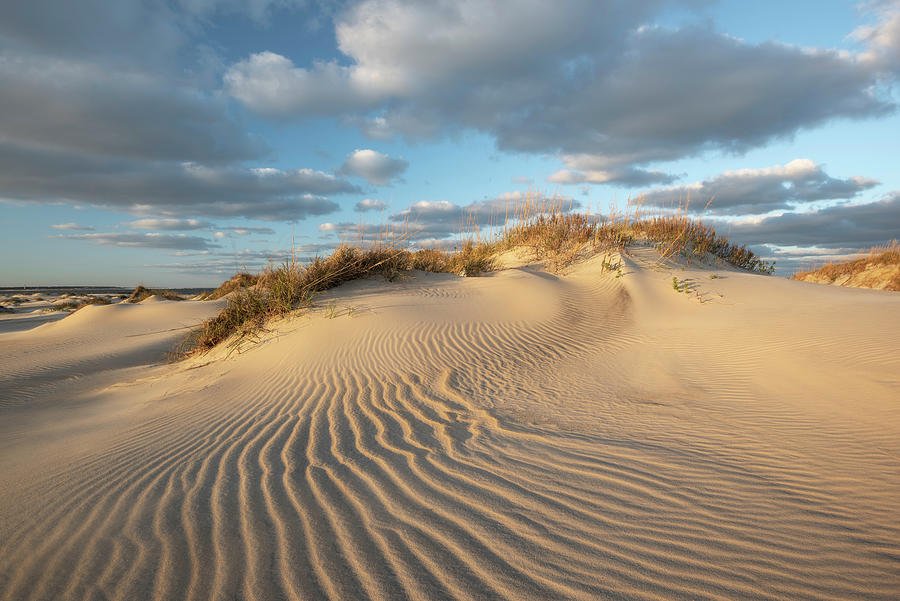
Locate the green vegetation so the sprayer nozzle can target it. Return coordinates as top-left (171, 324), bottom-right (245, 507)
top-left (200, 273), bottom-right (259, 300)
top-left (183, 206), bottom-right (773, 355)
top-left (49, 297), bottom-right (113, 312)
top-left (127, 285), bottom-right (185, 303)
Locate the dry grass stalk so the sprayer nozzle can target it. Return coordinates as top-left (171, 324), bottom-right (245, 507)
top-left (791, 241), bottom-right (900, 291)
top-left (184, 201), bottom-right (773, 355)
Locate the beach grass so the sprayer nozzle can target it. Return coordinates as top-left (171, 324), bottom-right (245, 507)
top-left (183, 205), bottom-right (772, 355)
top-left (791, 240), bottom-right (900, 291)
top-left (127, 286), bottom-right (185, 303)
top-left (49, 297), bottom-right (113, 312)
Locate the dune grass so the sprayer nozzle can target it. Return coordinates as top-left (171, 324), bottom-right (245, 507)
top-left (791, 241), bottom-right (900, 291)
top-left (185, 246), bottom-right (457, 353)
top-left (183, 207), bottom-right (771, 355)
top-left (49, 297), bottom-right (113, 312)
top-left (501, 212), bottom-right (773, 273)
top-left (127, 285), bottom-right (185, 303)
top-left (200, 273), bottom-right (260, 300)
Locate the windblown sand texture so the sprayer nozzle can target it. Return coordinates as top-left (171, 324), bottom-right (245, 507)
top-left (1, 251), bottom-right (899, 601)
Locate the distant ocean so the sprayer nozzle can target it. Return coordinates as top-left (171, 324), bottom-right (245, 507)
top-left (0, 286), bottom-right (212, 297)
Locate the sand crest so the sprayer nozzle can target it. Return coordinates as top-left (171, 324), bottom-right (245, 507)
top-left (1, 252), bottom-right (898, 601)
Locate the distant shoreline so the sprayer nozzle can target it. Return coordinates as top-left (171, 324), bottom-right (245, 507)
top-left (0, 286), bottom-right (212, 296)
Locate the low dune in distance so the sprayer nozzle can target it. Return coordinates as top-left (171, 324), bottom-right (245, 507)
top-left (1, 247), bottom-right (899, 601)
top-left (792, 241), bottom-right (900, 291)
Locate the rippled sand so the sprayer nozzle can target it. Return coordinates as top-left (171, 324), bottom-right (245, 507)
top-left (1, 250), bottom-right (898, 601)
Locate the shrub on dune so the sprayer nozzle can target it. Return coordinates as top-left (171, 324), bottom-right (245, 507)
top-left (50, 297), bottom-right (112, 312)
top-left (127, 286), bottom-right (185, 303)
top-left (201, 273), bottom-right (260, 300)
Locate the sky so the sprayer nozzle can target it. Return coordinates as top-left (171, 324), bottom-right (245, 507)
top-left (1, 0), bottom-right (898, 286)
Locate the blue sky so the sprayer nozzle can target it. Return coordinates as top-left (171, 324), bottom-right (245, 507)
top-left (1, 0), bottom-right (898, 286)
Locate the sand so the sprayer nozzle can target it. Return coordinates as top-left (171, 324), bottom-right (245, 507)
top-left (792, 262), bottom-right (900, 291)
top-left (1, 249), bottom-right (898, 601)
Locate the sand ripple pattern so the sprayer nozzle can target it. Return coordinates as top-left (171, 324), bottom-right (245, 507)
top-left (1, 267), bottom-right (898, 601)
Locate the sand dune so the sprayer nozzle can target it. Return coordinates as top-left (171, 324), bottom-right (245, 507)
top-left (1, 251), bottom-right (898, 600)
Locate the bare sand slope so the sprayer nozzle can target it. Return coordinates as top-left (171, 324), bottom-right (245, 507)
top-left (0, 298), bottom-right (225, 407)
top-left (1, 253), bottom-right (898, 601)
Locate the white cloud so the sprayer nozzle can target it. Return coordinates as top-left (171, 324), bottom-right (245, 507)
top-left (225, 1), bottom-right (895, 174)
top-left (58, 232), bottom-right (219, 250)
top-left (126, 218), bottom-right (212, 230)
top-left (548, 169), bottom-right (586, 184)
top-left (355, 198), bottom-right (388, 212)
top-left (339, 149), bottom-right (408, 186)
top-left (219, 225), bottom-right (276, 235)
top-left (727, 191), bottom-right (900, 250)
top-left (0, 148), bottom-right (354, 220)
top-left (640, 159), bottom-right (880, 214)
top-left (317, 191), bottom-right (579, 247)
top-left (851, 1), bottom-right (900, 73)
top-left (552, 156), bottom-right (679, 186)
top-left (51, 222), bottom-right (95, 231)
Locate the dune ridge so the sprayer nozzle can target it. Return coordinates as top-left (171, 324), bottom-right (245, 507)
top-left (1, 251), bottom-right (898, 600)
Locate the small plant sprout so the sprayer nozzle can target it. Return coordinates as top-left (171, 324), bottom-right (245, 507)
top-left (673, 276), bottom-right (680, 291)
top-left (325, 301), bottom-right (339, 319)
top-left (709, 274), bottom-right (719, 279)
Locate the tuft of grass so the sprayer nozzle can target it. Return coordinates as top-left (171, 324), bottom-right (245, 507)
top-left (792, 241), bottom-right (900, 291)
top-left (448, 241), bottom-right (497, 276)
top-left (127, 285), bottom-right (185, 303)
top-left (201, 273), bottom-right (259, 300)
top-left (49, 297), bottom-right (112, 312)
top-left (501, 211), bottom-right (773, 274)
top-left (186, 244), bottom-right (467, 354)
top-left (410, 249), bottom-right (450, 272)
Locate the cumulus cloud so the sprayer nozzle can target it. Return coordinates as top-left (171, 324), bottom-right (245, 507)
top-left (225, 1), bottom-right (896, 172)
top-left (51, 222), bottom-right (95, 231)
top-left (126, 218), bottom-right (213, 230)
top-left (225, 0), bottom-right (653, 116)
top-left (727, 192), bottom-right (900, 248)
top-left (58, 232), bottom-right (219, 250)
top-left (0, 144), bottom-right (352, 220)
top-left (321, 191), bottom-right (579, 245)
top-left (339, 149), bottom-right (408, 186)
top-left (851, 1), bottom-right (900, 74)
top-left (0, 3), bottom-right (359, 222)
top-left (0, 55), bottom-right (263, 164)
top-left (219, 225), bottom-right (276, 235)
top-left (355, 198), bottom-right (388, 212)
top-left (640, 159), bottom-right (879, 215)
top-left (549, 160), bottom-right (678, 187)
top-left (147, 242), bottom-right (342, 275)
